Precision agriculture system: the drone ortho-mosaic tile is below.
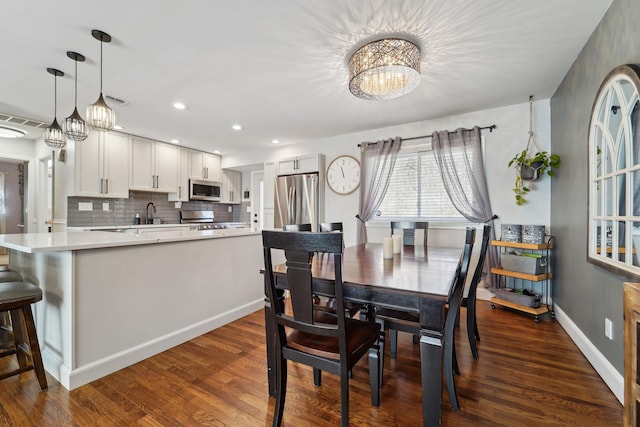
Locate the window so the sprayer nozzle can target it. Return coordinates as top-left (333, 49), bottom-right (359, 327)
top-left (588, 64), bottom-right (640, 277)
top-left (376, 145), bottom-right (469, 220)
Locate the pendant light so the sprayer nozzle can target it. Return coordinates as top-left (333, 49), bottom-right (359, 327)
top-left (86, 29), bottom-right (115, 131)
top-left (63, 51), bottom-right (89, 141)
top-left (43, 68), bottom-right (67, 148)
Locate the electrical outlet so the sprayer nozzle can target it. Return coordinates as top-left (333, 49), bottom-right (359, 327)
top-left (103, 202), bottom-right (109, 211)
top-left (78, 202), bottom-right (93, 211)
top-left (246, 206), bottom-right (251, 213)
top-left (605, 318), bottom-right (614, 340)
top-left (228, 206), bottom-right (232, 212)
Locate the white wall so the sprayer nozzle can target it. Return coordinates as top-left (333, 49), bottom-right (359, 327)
top-left (223, 99), bottom-right (553, 247)
top-left (0, 137), bottom-right (39, 233)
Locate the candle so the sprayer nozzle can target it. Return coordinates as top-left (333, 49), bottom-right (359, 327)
top-left (393, 235), bottom-right (402, 253)
top-left (383, 237), bottom-right (394, 259)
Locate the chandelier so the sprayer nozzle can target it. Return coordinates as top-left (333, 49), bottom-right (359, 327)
top-left (348, 38), bottom-right (421, 100)
top-left (43, 67), bottom-right (66, 148)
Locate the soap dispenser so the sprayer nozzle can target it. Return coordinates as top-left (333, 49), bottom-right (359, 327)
top-left (134, 213), bottom-right (141, 225)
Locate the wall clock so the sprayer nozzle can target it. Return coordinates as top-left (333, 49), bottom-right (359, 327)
top-left (327, 155), bottom-right (360, 195)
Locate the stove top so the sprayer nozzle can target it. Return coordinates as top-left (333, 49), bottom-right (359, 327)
top-left (180, 210), bottom-right (230, 230)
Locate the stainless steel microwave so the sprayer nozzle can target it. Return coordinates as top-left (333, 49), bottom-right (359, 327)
top-left (189, 179), bottom-right (221, 202)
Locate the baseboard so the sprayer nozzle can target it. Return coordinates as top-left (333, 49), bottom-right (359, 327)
top-left (51, 298), bottom-right (264, 390)
top-left (554, 304), bottom-right (624, 404)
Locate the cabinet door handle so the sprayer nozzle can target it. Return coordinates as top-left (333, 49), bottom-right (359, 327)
top-left (178, 186), bottom-right (182, 199)
top-left (105, 178), bottom-right (109, 194)
top-left (156, 175), bottom-right (159, 189)
top-left (100, 178), bottom-right (104, 194)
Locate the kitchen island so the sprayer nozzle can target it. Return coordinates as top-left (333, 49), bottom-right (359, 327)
top-left (0, 228), bottom-right (263, 390)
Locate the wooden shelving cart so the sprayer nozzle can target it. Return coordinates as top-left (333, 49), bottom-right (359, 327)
top-left (490, 237), bottom-right (554, 322)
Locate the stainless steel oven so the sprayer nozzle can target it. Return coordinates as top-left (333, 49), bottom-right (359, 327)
top-left (189, 179), bottom-right (221, 202)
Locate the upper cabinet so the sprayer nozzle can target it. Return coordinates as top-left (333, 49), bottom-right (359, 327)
top-left (276, 154), bottom-right (324, 176)
top-left (221, 170), bottom-right (242, 204)
top-left (130, 137), bottom-right (178, 193)
top-left (70, 131), bottom-right (130, 198)
top-left (190, 150), bottom-right (221, 182)
top-left (168, 147), bottom-right (191, 202)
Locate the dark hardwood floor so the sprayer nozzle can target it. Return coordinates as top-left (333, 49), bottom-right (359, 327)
top-left (0, 301), bottom-right (622, 426)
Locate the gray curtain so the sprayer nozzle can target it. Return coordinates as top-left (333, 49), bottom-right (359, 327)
top-left (431, 127), bottom-right (499, 288)
top-left (356, 137), bottom-right (402, 244)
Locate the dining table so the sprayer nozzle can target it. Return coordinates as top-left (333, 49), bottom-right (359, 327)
top-left (263, 242), bottom-right (463, 426)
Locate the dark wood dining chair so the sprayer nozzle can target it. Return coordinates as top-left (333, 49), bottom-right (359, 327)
top-left (283, 223), bottom-right (312, 231)
top-left (262, 230), bottom-right (381, 427)
top-left (390, 221), bottom-right (429, 247)
top-left (460, 224), bottom-right (492, 359)
top-left (375, 226), bottom-right (476, 411)
top-left (320, 222), bottom-right (343, 232)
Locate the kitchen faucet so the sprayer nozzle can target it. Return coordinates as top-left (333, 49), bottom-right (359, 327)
top-left (146, 202), bottom-right (156, 224)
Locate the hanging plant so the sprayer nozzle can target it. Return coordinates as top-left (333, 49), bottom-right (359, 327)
top-left (508, 96), bottom-right (561, 205)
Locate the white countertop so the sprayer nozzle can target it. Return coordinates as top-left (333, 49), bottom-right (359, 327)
top-left (0, 228), bottom-right (259, 253)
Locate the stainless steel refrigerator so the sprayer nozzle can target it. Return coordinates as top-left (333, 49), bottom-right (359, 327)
top-left (274, 173), bottom-right (320, 231)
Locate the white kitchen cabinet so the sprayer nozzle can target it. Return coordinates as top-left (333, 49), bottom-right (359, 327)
top-left (221, 170), bottom-right (242, 204)
top-left (71, 131), bottom-right (130, 198)
top-left (130, 137), bottom-right (178, 193)
top-left (168, 147), bottom-right (190, 202)
top-left (189, 150), bottom-right (221, 182)
top-left (276, 154), bottom-right (324, 176)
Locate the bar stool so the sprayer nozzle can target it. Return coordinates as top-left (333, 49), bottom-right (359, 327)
top-left (0, 271), bottom-right (24, 349)
top-left (0, 280), bottom-right (48, 390)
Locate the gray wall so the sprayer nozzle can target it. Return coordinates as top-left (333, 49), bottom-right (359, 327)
top-left (551, 0), bottom-right (640, 374)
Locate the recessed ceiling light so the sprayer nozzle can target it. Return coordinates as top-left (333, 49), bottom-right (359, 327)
top-left (113, 125), bottom-right (124, 130)
top-left (0, 125), bottom-right (26, 139)
top-left (213, 150), bottom-right (221, 154)
top-left (232, 124), bottom-right (242, 131)
top-left (170, 139), bottom-right (180, 144)
top-left (272, 139), bottom-right (280, 144)
top-left (173, 102), bottom-right (186, 110)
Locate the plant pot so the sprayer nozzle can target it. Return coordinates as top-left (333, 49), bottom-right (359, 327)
top-left (520, 161), bottom-right (543, 181)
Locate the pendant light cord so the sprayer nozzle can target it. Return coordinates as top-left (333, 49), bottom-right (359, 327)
top-left (99, 39), bottom-right (103, 94)
top-left (53, 73), bottom-right (57, 117)
top-left (74, 59), bottom-right (78, 107)
top-left (525, 95), bottom-right (540, 153)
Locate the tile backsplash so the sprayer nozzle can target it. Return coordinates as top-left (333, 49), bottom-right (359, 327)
top-left (67, 191), bottom-right (250, 227)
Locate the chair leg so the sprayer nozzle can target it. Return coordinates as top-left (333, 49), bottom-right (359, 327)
top-left (368, 346), bottom-right (380, 407)
top-left (313, 367), bottom-right (322, 386)
top-left (273, 353), bottom-right (287, 427)
top-left (389, 329), bottom-right (398, 358)
top-left (453, 337), bottom-right (460, 376)
top-left (467, 298), bottom-right (480, 360)
top-left (9, 309), bottom-right (28, 369)
top-left (340, 368), bottom-right (350, 427)
top-left (21, 305), bottom-right (47, 390)
top-left (412, 334), bottom-right (419, 344)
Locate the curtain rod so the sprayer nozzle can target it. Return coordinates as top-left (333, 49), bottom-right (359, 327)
top-left (357, 124), bottom-right (497, 147)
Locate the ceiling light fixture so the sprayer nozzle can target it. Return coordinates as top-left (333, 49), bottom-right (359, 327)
top-left (113, 125), bottom-right (124, 130)
top-left (86, 29), bottom-right (115, 131)
top-left (348, 38), bottom-right (421, 100)
top-left (63, 51), bottom-right (89, 141)
top-left (173, 102), bottom-right (186, 110)
top-left (0, 126), bottom-right (26, 139)
top-left (271, 139), bottom-right (280, 144)
top-left (232, 124), bottom-right (242, 131)
top-left (170, 139), bottom-right (180, 144)
top-left (43, 67), bottom-right (66, 148)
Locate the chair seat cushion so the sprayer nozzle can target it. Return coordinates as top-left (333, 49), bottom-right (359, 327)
top-left (0, 271), bottom-right (23, 283)
top-left (286, 318), bottom-right (380, 360)
top-left (0, 282), bottom-right (42, 306)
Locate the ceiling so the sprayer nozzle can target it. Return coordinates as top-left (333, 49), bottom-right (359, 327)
top-left (0, 1), bottom-right (611, 155)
